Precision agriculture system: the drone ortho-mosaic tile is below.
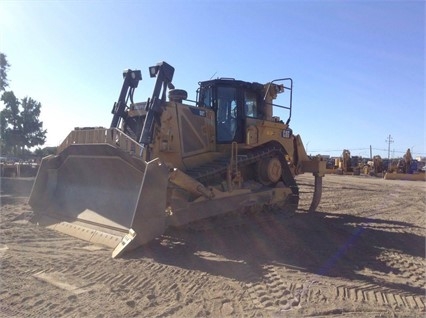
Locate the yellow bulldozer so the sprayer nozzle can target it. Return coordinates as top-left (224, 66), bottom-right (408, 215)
top-left (29, 61), bottom-right (325, 258)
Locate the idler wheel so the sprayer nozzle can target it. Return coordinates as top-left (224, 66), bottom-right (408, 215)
top-left (256, 157), bottom-right (282, 185)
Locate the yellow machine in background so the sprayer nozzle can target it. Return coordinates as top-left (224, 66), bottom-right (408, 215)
top-left (384, 148), bottom-right (425, 181)
top-left (29, 62), bottom-right (325, 258)
top-left (335, 149), bottom-right (358, 174)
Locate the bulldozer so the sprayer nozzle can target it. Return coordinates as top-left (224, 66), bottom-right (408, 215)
top-left (29, 61), bottom-right (325, 258)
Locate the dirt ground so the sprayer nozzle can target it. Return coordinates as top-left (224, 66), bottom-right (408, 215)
top-left (1, 174), bottom-right (425, 317)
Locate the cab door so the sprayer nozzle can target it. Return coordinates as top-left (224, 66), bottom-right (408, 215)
top-left (215, 86), bottom-right (245, 143)
top-left (198, 82), bottom-right (245, 144)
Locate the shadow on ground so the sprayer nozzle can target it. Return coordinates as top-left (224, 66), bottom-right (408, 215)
top-left (126, 210), bottom-right (425, 296)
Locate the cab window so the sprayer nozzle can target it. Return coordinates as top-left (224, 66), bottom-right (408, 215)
top-left (200, 87), bottom-right (213, 108)
top-left (244, 90), bottom-right (258, 118)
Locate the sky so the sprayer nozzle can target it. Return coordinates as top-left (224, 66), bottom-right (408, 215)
top-left (0, 0), bottom-right (424, 158)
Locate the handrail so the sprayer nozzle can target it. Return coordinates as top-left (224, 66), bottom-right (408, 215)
top-left (57, 127), bottom-right (144, 157)
top-left (264, 78), bottom-right (293, 125)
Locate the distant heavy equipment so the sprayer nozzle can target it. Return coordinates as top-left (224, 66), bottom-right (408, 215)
top-left (336, 149), bottom-right (357, 174)
top-left (29, 62), bottom-right (325, 258)
top-left (361, 155), bottom-right (384, 176)
top-left (384, 148), bottom-right (425, 181)
top-left (372, 155), bottom-right (384, 174)
top-left (387, 148), bottom-right (414, 174)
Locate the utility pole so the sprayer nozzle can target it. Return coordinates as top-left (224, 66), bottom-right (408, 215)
top-left (385, 134), bottom-right (394, 160)
top-left (385, 135), bottom-right (394, 171)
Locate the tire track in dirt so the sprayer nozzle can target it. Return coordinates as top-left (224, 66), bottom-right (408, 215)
top-left (245, 264), bottom-right (311, 312)
top-left (335, 282), bottom-right (425, 311)
top-left (244, 262), bottom-right (425, 315)
top-left (377, 251), bottom-right (426, 289)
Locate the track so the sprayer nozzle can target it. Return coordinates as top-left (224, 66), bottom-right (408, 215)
top-left (186, 142), bottom-right (298, 193)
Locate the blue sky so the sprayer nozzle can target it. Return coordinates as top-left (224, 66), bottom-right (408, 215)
top-left (1, 0), bottom-right (424, 158)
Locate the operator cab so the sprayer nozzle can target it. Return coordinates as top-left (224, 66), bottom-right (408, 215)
top-left (197, 79), bottom-right (265, 143)
top-left (197, 78), bottom-right (292, 144)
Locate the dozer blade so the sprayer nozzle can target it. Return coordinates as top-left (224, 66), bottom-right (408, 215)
top-left (29, 144), bottom-right (169, 258)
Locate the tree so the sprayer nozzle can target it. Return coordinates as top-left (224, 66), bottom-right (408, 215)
top-left (1, 91), bottom-right (22, 155)
top-left (0, 53), bottom-right (10, 92)
top-left (0, 52), bottom-right (47, 156)
top-left (0, 107), bottom-right (7, 153)
top-left (21, 97), bottom-right (46, 148)
top-left (0, 92), bottom-right (47, 155)
top-left (0, 52), bottom-right (12, 154)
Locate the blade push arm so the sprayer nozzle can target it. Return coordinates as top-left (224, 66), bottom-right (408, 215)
top-left (110, 69), bottom-right (142, 129)
top-left (139, 62), bottom-right (175, 148)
